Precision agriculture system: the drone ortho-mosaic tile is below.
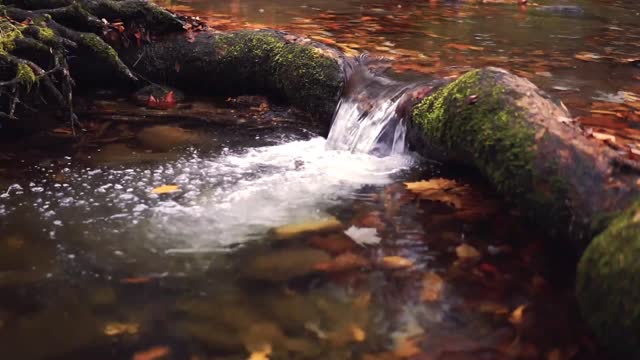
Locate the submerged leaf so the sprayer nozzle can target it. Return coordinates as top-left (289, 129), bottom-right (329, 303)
top-left (456, 244), bottom-right (481, 260)
top-left (104, 322), bottom-right (139, 336)
top-left (151, 184), bottom-right (180, 194)
top-left (420, 272), bottom-right (444, 302)
top-left (380, 256), bottom-right (414, 270)
top-left (132, 346), bottom-right (169, 360)
top-left (404, 178), bottom-right (469, 208)
top-left (273, 217), bottom-right (342, 239)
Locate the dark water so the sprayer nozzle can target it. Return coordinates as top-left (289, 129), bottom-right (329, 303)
top-left (156, 0), bottom-right (640, 148)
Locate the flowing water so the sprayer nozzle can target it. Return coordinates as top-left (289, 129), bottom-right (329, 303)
top-left (0, 1), bottom-right (628, 359)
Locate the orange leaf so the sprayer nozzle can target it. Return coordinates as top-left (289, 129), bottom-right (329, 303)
top-left (380, 256), bottom-right (413, 270)
top-left (421, 272), bottom-right (444, 302)
top-left (151, 185), bottom-right (180, 194)
top-left (509, 304), bottom-right (528, 325)
top-left (132, 346), bottom-right (170, 360)
top-left (121, 277), bottom-right (151, 284)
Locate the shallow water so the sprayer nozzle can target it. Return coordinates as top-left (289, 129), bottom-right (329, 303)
top-left (0, 93), bottom-right (605, 359)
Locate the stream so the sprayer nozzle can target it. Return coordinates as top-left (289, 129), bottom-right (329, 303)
top-left (0, 0), bottom-right (632, 359)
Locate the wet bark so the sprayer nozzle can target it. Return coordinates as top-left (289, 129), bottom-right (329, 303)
top-left (409, 67), bottom-right (640, 247)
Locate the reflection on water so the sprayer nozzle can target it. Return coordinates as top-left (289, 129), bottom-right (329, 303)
top-left (155, 0), bottom-right (640, 149)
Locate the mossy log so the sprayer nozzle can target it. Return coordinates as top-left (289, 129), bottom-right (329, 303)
top-left (409, 67), bottom-right (640, 357)
top-left (410, 67), bottom-right (640, 245)
top-left (116, 30), bottom-right (346, 121)
top-left (576, 201), bottom-right (640, 359)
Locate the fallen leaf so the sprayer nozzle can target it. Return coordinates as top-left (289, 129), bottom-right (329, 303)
top-left (575, 52), bottom-right (601, 62)
top-left (456, 244), bottom-right (481, 260)
top-left (104, 322), bottom-right (139, 336)
top-left (120, 277), bottom-right (151, 284)
top-left (132, 346), bottom-right (170, 360)
top-left (273, 217), bottom-right (342, 239)
top-left (380, 256), bottom-right (414, 270)
top-left (351, 324), bottom-right (366, 342)
top-left (314, 252), bottom-right (370, 272)
top-left (248, 343), bottom-right (272, 360)
top-left (445, 43), bottom-right (484, 51)
top-left (591, 132), bottom-right (616, 142)
top-left (404, 178), bottom-right (469, 208)
top-left (509, 304), bottom-right (528, 325)
top-left (420, 272), bottom-right (444, 302)
top-left (344, 226), bottom-right (381, 246)
top-left (151, 185), bottom-right (180, 194)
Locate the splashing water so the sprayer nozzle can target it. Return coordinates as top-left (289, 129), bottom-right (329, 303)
top-left (326, 61), bottom-right (428, 156)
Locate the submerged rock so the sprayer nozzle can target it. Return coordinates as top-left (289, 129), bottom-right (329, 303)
top-left (241, 248), bottom-right (331, 282)
top-left (577, 201), bottom-right (640, 359)
top-left (136, 125), bottom-right (203, 151)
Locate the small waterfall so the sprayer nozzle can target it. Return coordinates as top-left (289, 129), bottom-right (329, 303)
top-left (326, 61), bottom-right (429, 156)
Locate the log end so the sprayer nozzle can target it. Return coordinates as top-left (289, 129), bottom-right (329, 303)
top-left (577, 201), bottom-right (640, 358)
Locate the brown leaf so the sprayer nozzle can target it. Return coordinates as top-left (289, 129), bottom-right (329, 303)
top-left (380, 256), bottom-right (414, 270)
top-left (404, 178), bottom-right (469, 209)
top-left (132, 346), bottom-right (170, 360)
top-left (104, 322), bottom-right (139, 336)
top-left (420, 272), bottom-right (444, 302)
top-left (455, 244), bottom-right (481, 260)
top-left (314, 252), bottom-right (370, 272)
top-left (509, 304), bottom-right (528, 325)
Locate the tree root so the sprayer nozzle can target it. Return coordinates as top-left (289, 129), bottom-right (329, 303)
top-left (0, 0), bottom-right (185, 131)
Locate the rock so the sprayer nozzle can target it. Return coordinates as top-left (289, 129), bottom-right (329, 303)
top-left (241, 248), bottom-right (331, 282)
top-left (136, 125), bottom-right (202, 151)
top-left (576, 201), bottom-right (640, 359)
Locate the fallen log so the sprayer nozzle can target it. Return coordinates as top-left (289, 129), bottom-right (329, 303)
top-left (408, 67), bottom-right (640, 358)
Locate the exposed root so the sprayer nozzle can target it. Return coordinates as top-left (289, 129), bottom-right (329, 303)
top-left (0, 0), bottom-right (185, 131)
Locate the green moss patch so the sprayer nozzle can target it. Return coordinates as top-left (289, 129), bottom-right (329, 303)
top-left (211, 31), bottom-right (342, 117)
top-left (577, 200), bottom-right (640, 358)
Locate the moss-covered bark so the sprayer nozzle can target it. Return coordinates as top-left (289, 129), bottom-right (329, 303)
top-left (576, 201), bottom-right (640, 358)
top-left (119, 30), bottom-right (345, 121)
top-left (410, 67), bottom-right (640, 245)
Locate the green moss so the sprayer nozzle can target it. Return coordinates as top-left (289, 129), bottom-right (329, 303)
top-left (80, 33), bottom-right (119, 62)
top-left (412, 69), bottom-right (535, 196)
top-left (412, 69), bottom-right (571, 234)
top-left (16, 63), bottom-right (35, 88)
top-left (577, 200), bottom-right (640, 358)
top-left (0, 20), bottom-right (24, 54)
top-left (212, 31), bottom-right (342, 117)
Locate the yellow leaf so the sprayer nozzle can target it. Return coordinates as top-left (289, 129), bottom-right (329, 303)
top-left (380, 256), bottom-right (414, 270)
top-left (272, 217), bottom-right (342, 239)
top-left (132, 346), bottom-right (170, 360)
top-left (404, 178), bottom-right (468, 209)
top-left (248, 343), bottom-right (272, 360)
top-left (104, 322), bottom-right (140, 336)
top-left (509, 304), bottom-right (528, 325)
top-left (420, 272), bottom-right (444, 302)
top-left (455, 244), bottom-right (481, 260)
top-left (151, 184), bottom-right (180, 194)
top-left (350, 325), bottom-right (366, 342)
